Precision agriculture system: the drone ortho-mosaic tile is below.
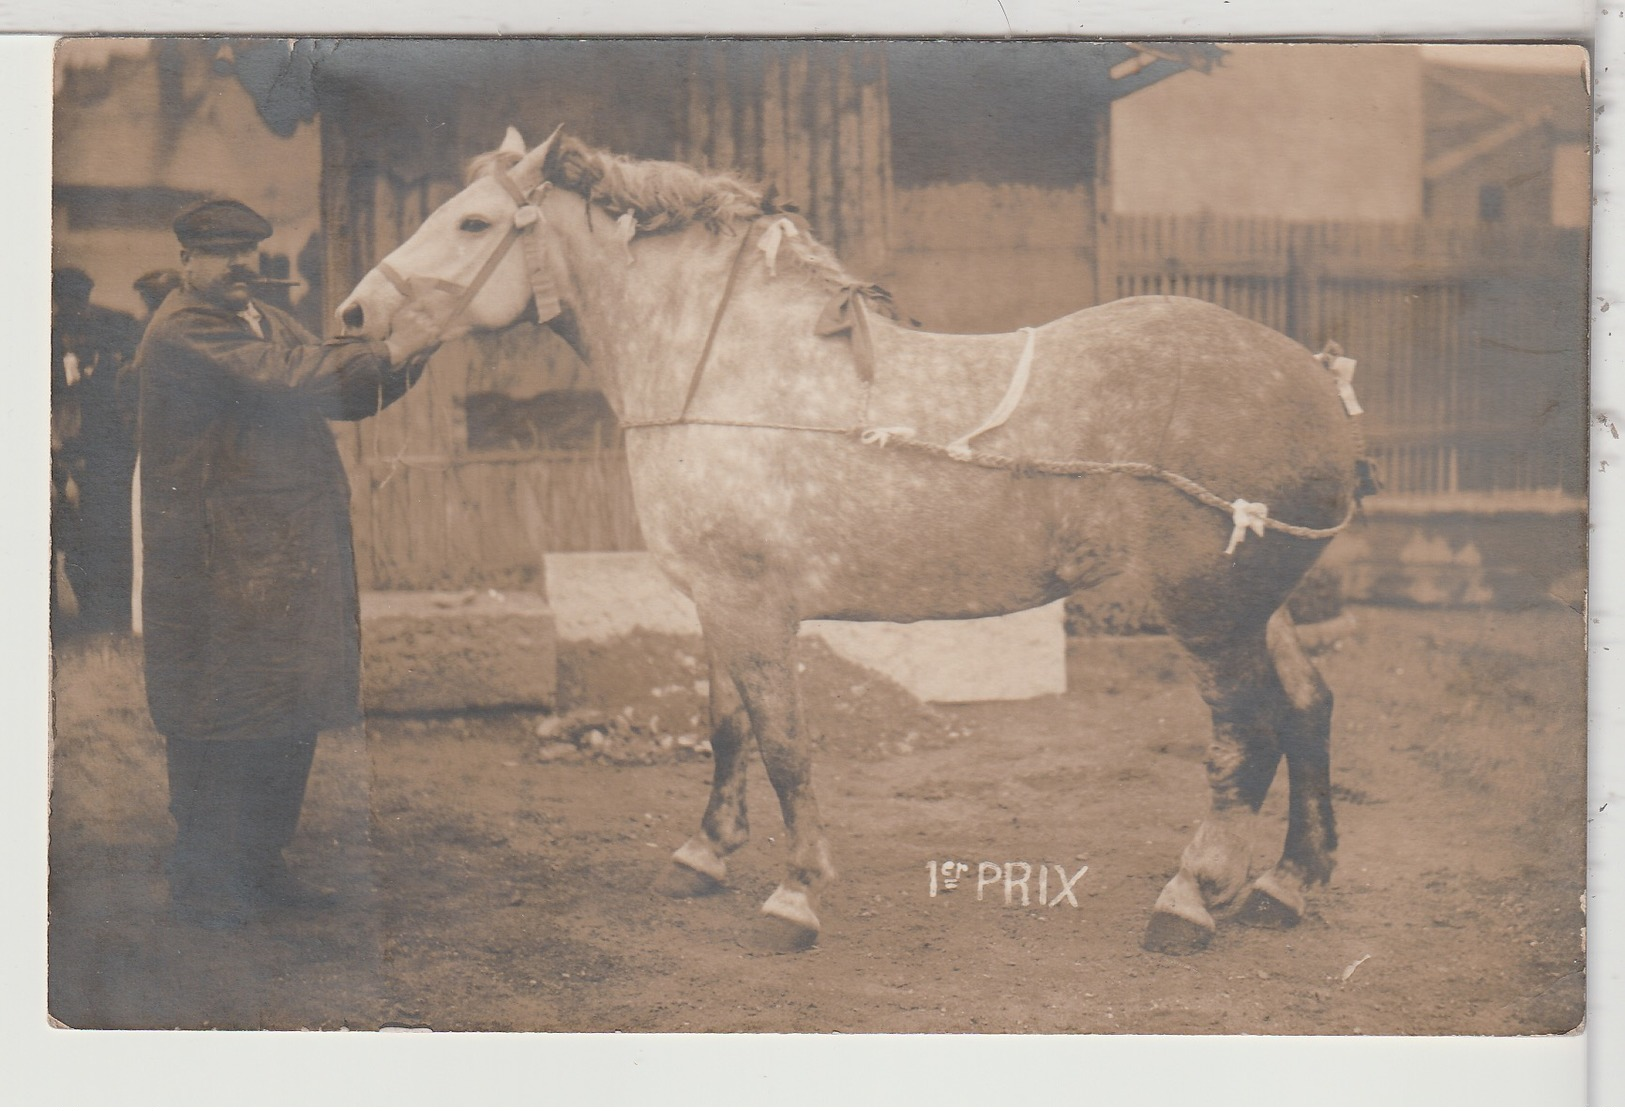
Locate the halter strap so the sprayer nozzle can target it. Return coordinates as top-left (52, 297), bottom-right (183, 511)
top-left (377, 261), bottom-right (414, 300)
top-left (378, 171), bottom-right (562, 335)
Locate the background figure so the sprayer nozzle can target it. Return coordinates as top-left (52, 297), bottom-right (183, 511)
top-left (51, 266), bottom-right (141, 633)
top-left (133, 268), bottom-right (182, 321)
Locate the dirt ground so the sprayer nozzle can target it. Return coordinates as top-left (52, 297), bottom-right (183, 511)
top-left (47, 602), bottom-right (1585, 1035)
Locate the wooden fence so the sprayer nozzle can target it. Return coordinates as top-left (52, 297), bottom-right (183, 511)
top-left (342, 324), bottom-right (643, 592)
top-left (1110, 216), bottom-right (1588, 500)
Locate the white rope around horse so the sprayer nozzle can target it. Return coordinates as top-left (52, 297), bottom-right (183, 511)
top-left (621, 219), bottom-right (1358, 553)
top-left (947, 326), bottom-right (1037, 459)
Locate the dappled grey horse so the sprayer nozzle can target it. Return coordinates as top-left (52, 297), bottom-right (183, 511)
top-left (337, 127), bottom-right (1364, 952)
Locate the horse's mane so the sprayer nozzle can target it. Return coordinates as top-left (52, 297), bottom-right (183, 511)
top-left (466, 136), bottom-right (874, 295)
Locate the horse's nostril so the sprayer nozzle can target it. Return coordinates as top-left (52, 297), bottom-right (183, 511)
top-left (341, 302), bottom-right (365, 331)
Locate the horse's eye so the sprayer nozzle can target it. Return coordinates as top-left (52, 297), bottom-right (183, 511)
top-left (459, 217), bottom-right (493, 233)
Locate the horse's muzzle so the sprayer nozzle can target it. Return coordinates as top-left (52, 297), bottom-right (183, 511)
top-left (339, 300), bottom-right (367, 333)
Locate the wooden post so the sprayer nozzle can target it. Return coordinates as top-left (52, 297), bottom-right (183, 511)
top-left (1090, 106), bottom-right (1114, 306)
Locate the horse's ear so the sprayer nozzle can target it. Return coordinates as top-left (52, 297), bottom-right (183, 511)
top-left (499, 127), bottom-right (528, 157)
top-left (512, 124), bottom-right (566, 189)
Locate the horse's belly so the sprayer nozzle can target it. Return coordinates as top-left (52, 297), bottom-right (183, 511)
top-left (628, 432), bottom-right (1135, 623)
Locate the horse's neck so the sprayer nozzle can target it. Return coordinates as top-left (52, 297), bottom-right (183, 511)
top-left (552, 214), bottom-right (750, 423)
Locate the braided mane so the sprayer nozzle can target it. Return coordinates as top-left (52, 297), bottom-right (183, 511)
top-left (465, 135), bottom-right (878, 297)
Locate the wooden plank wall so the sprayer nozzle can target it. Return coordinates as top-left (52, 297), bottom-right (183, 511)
top-left (680, 43), bottom-right (891, 278)
top-left (887, 182), bottom-right (1099, 332)
top-left (323, 100), bottom-right (646, 591)
top-left (1112, 216), bottom-right (1587, 499)
top-left (343, 326), bottom-right (643, 591)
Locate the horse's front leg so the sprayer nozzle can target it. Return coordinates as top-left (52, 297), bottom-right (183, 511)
top-left (697, 591), bottom-right (833, 945)
top-left (658, 645), bottom-right (754, 895)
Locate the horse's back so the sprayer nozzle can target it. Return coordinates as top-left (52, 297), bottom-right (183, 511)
top-left (874, 295), bottom-right (1357, 525)
top-left (1060, 296), bottom-right (1358, 514)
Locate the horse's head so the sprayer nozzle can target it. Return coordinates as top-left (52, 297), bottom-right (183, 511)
top-left (336, 126), bottom-right (565, 343)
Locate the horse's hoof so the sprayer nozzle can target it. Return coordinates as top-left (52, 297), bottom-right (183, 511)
top-left (1142, 910), bottom-right (1214, 954)
top-left (761, 884), bottom-right (821, 936)
top-left (654, 861), bottom-right (724, 898)
top-left (1237, 873), bottom-right (1305, 929)
top-left (657, 837), bottom-right (726, 897)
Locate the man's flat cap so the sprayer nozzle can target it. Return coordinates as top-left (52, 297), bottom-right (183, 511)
top-left (173, 199), bottom-right (274, 250)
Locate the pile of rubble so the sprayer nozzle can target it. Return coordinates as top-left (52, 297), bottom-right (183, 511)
top-left (534, 633), bottom-right (966, 766)
top-left (530, 703), bottom-right (715, 765)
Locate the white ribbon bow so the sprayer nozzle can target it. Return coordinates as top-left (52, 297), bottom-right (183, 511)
top-left (860, 426), bottom-right (916, 448)
top-left (757, 217), bottom-right (800, 277)
top-left (615, 212), bottom-right (638, 265)
top-left (1330, 355), bottom-right (1363, 416)
top-left (1225, 499), bottom-right (1270, 555)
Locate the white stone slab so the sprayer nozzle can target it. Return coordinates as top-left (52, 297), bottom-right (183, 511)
top-left (803, 604), bottom-right (1066, 703)
top-left (543, 552), bottom-right (1066, 703)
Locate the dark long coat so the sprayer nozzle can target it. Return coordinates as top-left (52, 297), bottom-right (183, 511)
top-left (134, 289), bottom-right (418, 743)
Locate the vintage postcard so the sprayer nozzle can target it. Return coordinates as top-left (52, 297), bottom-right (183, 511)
top-left (32, 22), bottom-right (1604, 1104)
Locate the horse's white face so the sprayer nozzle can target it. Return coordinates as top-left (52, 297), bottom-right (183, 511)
top-left (336, 127), bottom-right (557, 342)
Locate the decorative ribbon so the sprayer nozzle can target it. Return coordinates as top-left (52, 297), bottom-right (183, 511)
top-left (947, 327), bottom-right (1037, 459)
top-left (1330, 356), bottom-right (1363, 416)
top-left (757, 217), bottom-right (801, 277)
top-left (860, 426), bottom-right (916, 447)
top-left (815, 285), bottom-right (876, 383)
top-left (1225, 499), bottom-right (1270, 555)
top-left (614, 212), bottom-right (638, 265)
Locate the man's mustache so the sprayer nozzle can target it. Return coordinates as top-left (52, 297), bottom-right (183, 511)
top-left (226, 269), bottom-right (260, 284)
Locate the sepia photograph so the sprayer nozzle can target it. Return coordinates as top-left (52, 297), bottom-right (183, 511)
top-left (31, 17), bottom-right (1605, 1096)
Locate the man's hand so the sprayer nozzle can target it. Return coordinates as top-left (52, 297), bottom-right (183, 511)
top-left (385, 286), bottom-right (469, 364)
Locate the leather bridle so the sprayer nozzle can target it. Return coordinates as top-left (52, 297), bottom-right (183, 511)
top-left (374, 171), bottom-right (563, 331)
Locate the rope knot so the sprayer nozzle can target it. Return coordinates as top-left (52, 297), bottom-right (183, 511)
top-left (860, 426), bottom-right (916, 448)
top-left (1225, 499), bottom-right (1270, 555)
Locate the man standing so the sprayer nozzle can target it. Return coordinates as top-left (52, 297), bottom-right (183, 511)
top-left (51, 267), bottom-right (141, 631)
top-left (135, 198), bottom-right (451, 928)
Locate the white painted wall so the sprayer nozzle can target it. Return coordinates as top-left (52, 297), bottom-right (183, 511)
top-left (1111, 43), bottom-right (1426, 222)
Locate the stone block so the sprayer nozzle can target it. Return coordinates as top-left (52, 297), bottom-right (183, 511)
top-left (360, 590), bottom-right (557, 714)
top-left (803, 604), bottom-right (1067, 703)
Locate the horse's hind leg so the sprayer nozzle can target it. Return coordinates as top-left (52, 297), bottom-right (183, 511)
top-left (1144, 619), bottom-right (1285, 954)
top-left (1237, 608), bottom-right (1337, 928)
top-left (658, 646), bottom-right (754, 896)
